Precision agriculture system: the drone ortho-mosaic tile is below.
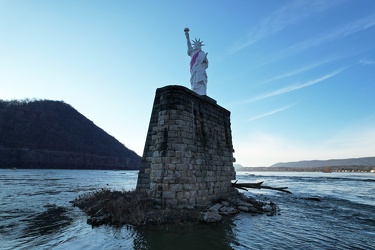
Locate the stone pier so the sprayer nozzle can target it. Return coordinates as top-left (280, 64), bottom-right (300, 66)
top-left (136, 85), bottom-right (236, 207)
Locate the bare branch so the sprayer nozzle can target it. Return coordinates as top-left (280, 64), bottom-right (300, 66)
top-left (232, 181), bottom-right (292, 194)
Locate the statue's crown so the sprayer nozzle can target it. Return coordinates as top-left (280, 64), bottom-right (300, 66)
top-left (192, 38), bottom-right (204, 48)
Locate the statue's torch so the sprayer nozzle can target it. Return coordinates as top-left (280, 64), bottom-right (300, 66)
top-left (184, 27), bottom-right (190, 40)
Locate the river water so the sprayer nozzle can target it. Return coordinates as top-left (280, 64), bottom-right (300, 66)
top-left (1, 169), bottom-right (374, 249)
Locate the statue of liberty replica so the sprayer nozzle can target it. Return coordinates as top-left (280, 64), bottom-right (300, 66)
top-left (184, 28), bottom-right (209, 95)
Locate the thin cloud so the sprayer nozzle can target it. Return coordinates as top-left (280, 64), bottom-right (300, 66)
top-left (229, 0), bottom-right (342, 54)
top-left (241, 68), bottom-right (346, 104)
top-left (292, 15), bottom-right (375, 52)
top-left (359, 59), bottom-right (375, 65)
top-left (262, 58), bottom-right (334, 84)
top-left (262, 14), bottom-right (375, 64)
top-left (246, 104), bottom-right (295, 122)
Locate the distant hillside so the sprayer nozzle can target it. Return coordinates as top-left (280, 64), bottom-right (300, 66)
top-left (234, 164), bottom-right (244, 170)
top-left (270, 157), bottom-right (375, 168)
top-left (237, 157), bottom-right (375, 172)
top-left (0, 99), bottom-right (141, 170)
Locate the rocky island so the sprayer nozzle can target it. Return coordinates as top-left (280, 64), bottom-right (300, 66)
top-left (72, 85), bottom-right (287, 227)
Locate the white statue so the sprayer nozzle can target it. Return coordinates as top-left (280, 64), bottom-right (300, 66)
top-left (184, 28), bottom-right (208, 95)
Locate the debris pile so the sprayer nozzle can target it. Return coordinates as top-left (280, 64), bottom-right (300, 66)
top-left (71, 189), bottom-right (280, 227)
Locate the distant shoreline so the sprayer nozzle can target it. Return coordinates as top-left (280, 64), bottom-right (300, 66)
top-left (236, 166), bottom-right (375, 173)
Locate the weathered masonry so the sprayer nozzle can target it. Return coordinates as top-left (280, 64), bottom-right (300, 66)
top-left (136, 85), bottom-right (236, 207)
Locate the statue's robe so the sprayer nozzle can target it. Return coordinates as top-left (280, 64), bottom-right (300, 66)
top-left (189, 49), bottom-right (208, 95)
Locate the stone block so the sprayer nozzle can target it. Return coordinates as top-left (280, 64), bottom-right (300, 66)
top-left (176, 163), bottom-right (189, 171)
top-left (151, 163), bottom-right (163, 170)
top-left (196, 159), bottom-right (204, 165)
top-left (183, 191), bottom-right (191, 199)
top-left (151, 157), bottom-right (162, 164)
top-left (169, 184), bottom-right (182, 192)
top-left (203, 211), bottom-right (222, 222)
top-left (169, 157), bottom-right (181, 164)
top-left (168, 130), bottom-right (179, 138)
top-left (238, 206), bottom-right (251, 212)
top-left (165, 150), bottom-right (176, 157)
top-left (175, 119), bottom-right (187, 126)
top-left (198, 190), bottom-right (209, 197)
top-left (149, 182), bottom-right (159, 190)
top-left (167, 164), bottom-right (176, 171)
top-left (176, 191), bottom-right (184, 199)
top-left (182, 158), bottom-right (191, 164)
top-left (198, 183), bottom-right (207, 189)
top-left (206, 176), bottom-right (215, 182)
top-left (175, 151), bottom-right (184, 158)
top-left (188, 198), bottom-right (196, 205)
top-left (196, 197), bottom-right (208, 204)
top-left (150, 169), bottom-right (163, 178)
top-left (183, 183), bottom-right (198, 191)
top-left (209, 203), bottom-right (223, 211)
top-left (172, 143), bottom-right (186, 151)
top-left (163, 177), bottom-right (176, 184)
top-left (183, 150), bottom-right (192, 158)
top-left (177, 199), bottom-right (189, 207)
top-left (176, 177), bottom-right (190, 184)
top-left (195, 172), bottom-right (204, 178)
top-left (162, 191), bottom-right (176, 199)
top-left (150, 176), bottom-right (163, 183)
top-left (165, 198), bottom-right (178, 207)
top-left (169, 125), bottom-right (182, 131)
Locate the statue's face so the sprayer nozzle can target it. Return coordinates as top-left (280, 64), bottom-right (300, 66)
top-left (192, 39), bottom-right (203, 50)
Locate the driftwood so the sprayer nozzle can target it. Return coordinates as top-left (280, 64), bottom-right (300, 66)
top-left (232, 180), bottom-right (292, 194)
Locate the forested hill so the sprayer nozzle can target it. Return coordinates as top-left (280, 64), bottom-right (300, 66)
top-left (236, 157), bottom-right (375, 172)
top-left (0, 99), bottom-right (141, 170)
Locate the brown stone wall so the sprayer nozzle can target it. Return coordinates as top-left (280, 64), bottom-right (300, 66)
top-left (136, 85), bottom-right (236, 207)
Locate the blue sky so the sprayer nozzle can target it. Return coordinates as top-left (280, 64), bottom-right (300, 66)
top-left (1, 0), bottom-right (374, 167)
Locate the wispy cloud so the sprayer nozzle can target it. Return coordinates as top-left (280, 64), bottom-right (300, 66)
top-left (289, 15), bottom-right (375, 53)
top-left (261, 14), bottom-right (375, 64)
top-left (359, 59), bottom-right (375, 65)
top-left (262, 58), bottom-right (334, 84)
top-left (240, 67), bottom-right (346, 104)
top-left (246, 104), bottom-right (295, 122)
top-left (229, 0), bottom-right (342, 54)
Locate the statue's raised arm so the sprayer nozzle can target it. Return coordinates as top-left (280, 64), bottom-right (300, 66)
top-left (184, 28), bottom-right (193, 56)
top-left (184, 28), bottom-right (208, 95)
